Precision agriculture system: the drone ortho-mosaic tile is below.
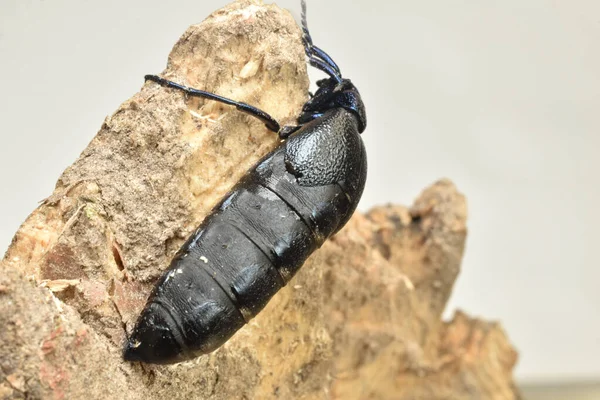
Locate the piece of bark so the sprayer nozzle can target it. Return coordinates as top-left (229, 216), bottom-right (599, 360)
top-left (0, 1), bottom-right (521, 399)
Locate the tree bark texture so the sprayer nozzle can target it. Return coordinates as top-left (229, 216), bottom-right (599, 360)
top-left (0, 1), bottom-right (521, 399)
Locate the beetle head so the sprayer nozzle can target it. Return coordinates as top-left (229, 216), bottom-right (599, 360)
top-left (298, 78), bottom-right (367, 133)
top-left (300, 1), bottom-right (366, 133)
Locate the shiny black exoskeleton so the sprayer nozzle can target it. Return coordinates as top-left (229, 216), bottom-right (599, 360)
top-left (124, 0), bottom-right (367, 364)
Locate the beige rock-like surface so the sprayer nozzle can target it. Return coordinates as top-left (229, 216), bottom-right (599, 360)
top-left (0, 1), bottom-right (521, 399)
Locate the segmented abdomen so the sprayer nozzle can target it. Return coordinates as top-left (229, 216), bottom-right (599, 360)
top-left (147, 145), bottom-right (354, 358)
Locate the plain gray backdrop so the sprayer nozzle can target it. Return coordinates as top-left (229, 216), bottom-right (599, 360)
top-left (1, 0), bottom-right (599, 384)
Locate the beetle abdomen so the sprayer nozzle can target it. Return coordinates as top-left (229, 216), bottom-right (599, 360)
top-left (124, 109), bottom-right (366, 364)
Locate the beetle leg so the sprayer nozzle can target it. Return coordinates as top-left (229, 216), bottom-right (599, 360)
top-left (144, 75), bottom-right (281, 133)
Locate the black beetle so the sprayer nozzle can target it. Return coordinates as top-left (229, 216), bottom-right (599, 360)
top-left (124, 0), bottom-right (367, 364)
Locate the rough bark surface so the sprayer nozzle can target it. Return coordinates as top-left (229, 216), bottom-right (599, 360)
top-left (0, 1), bottom-right (521, 399)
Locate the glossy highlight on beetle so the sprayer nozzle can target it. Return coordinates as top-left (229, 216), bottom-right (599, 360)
top-left (124, 0), bottom-right (367, 364)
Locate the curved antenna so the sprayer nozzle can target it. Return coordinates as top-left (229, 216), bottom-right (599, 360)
top-left (311, 45), bottom-right (341, 76)
top-left (145, 75), bottom-right (281, 133)
top-left (301, 0), bottom-right (342, 83)
top-left (309, 59), bottom-right (342, 84)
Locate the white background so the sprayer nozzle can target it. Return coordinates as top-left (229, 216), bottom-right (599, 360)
top-left (1, 0), bottom-right (598, 384)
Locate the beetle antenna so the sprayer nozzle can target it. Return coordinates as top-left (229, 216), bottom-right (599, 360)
top-left (309, 59), bottom-right (342, 84)
top-left (309, 45), bottom-right (341, 75)
top-left (144, 75), bottom-right (281, 133)
top-left (301, 0), bottom-right (343, 83)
